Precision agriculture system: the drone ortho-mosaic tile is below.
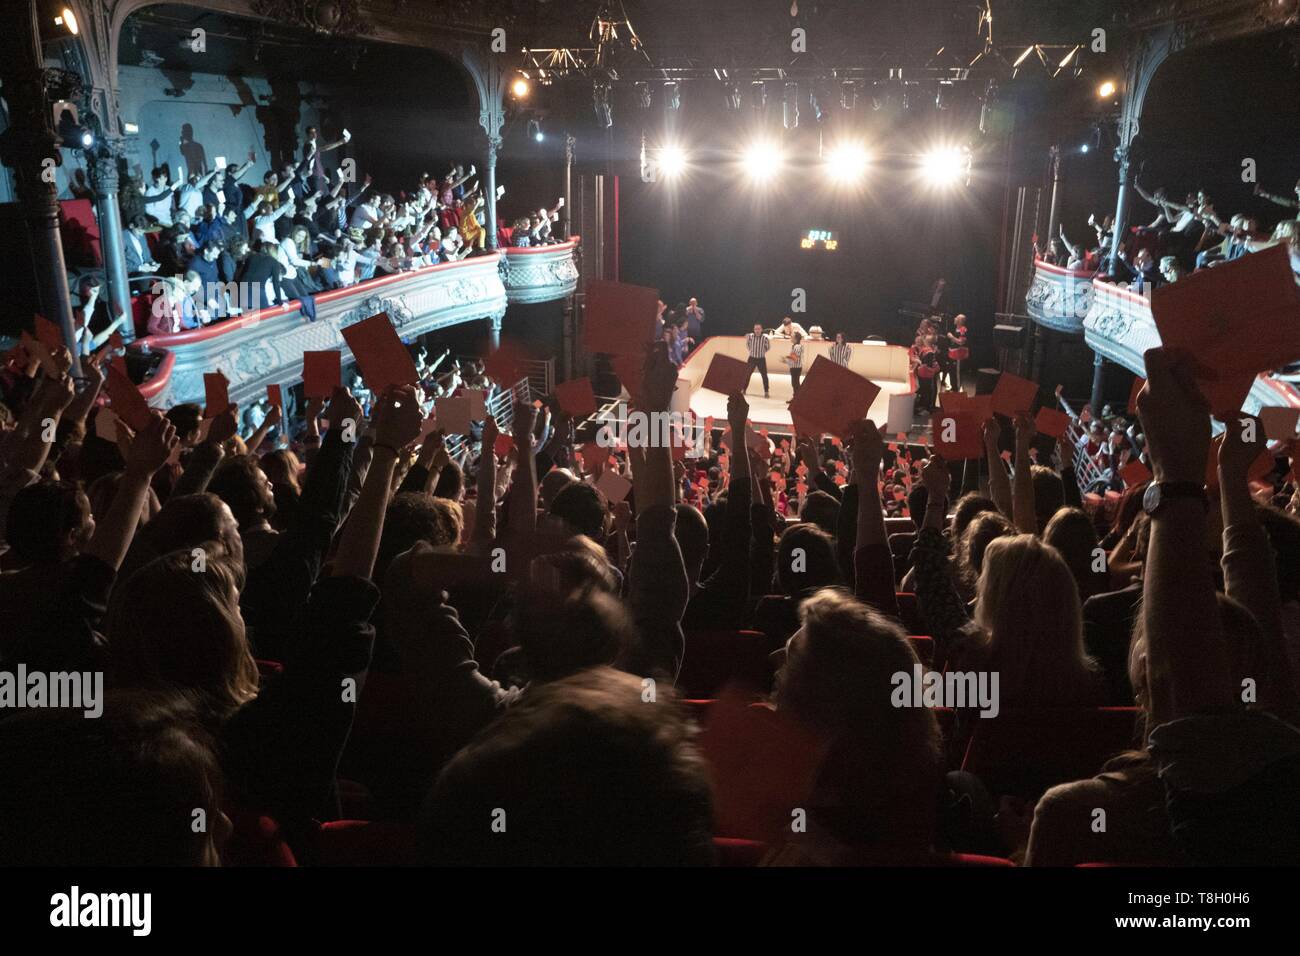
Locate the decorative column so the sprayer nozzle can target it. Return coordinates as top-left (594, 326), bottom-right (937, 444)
top-left (562, 133), bottom-right (575, 240)
top-left (1107, 24), bottom-right (1183, 277)
top-left (484, 131), bottom-right (501, 251)
top-left (88, 141), bottom-right (134, 341)
top-left (465, 47), bottom-right (507, 253)
top-left (1045, 145), bottom-right (1063, 245)
top-left (0, 2), bottom-right (80, 375)
top-left (1090, 352), bottom-right (1106, 412)
top-left (487, 309), bottom-right (503, 351)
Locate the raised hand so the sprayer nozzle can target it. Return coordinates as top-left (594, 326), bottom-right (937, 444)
top-left (323, 386), bottom-right (363, 434)
top-left (205, 403), bottom-right (239, 447)
top-left (921, 455), bottom-right (950, 498)
top-left (1218, 414), bottom-right (1262, 480)
top-left (374, 385), bottom-right (424, 451)
top-left (848, 420), bottom-right (884, 484)
top-left (126, 413), bottom-right (178, 476)
top-left (1135, 347), bottom-right (1210, 484)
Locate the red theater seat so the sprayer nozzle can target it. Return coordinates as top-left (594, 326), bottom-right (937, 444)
top-left (311, 820), bottom-right (417, 867)
top-left (946, 852), bottom-right (1016, 867)
top-left (679, 629), bottom-right (781, 698)
top-left (960, 707), bottom-right (1141, 799)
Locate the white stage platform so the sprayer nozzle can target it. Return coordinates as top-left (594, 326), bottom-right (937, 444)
top-left (674, 335), bottom-right (917, 435)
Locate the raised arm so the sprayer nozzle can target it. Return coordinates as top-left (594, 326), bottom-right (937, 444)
top-left (1011, 413), bottom-right (1038, 534)
top-left (983, 417), bottom-right (1012, 518)
top-left (849, 420), bottom-right (900, 618)
top-left (331, 385), bottom-right (422, 580)
top-left (1135, 347), bottom-right (1232, 725)
top-left (83, 413), bottom-right (177, 572)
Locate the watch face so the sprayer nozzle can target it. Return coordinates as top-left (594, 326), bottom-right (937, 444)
top-left (1142, 482), bottom-right (1161, 514)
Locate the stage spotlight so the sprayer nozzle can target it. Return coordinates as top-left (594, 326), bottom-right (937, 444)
top-left (664, 81), bottom-right (681, 111)
top-left (724, 83), bottom-right (741, 111)
top-left (1080, 143), bottom-right (1089, 154)
top-left (782, 81), bottom-right (799, 129)
top-left (751, 80), bottom-right (767, 111)
top-left (871, 82), bottom-right (884, 111)
top-left (635, 82), bottom-right (652, 108)
top-left (54, 6), bottom-right (79, 35)
top-left (527, 119), bottom-right (544, 143)
top-left (920, 147), bottom-right (968, 187)
top-left (935, 81), bottom-right (953, 110)
top-left (742, 140), bottom-right (783, 182)
top-left (511, 75), bottom-right (530, 98)
top-left (659, 144), bottom-right (687, 178)
top-left (1097, 79), bottom-right (1117, 99)
top-left (825, 142), bottom-right (869, 184)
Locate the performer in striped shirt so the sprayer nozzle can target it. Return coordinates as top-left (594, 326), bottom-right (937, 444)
top-left (745, 323), bottom-right (771, 398)
top-left (830, 332), bottom-right (852, 367)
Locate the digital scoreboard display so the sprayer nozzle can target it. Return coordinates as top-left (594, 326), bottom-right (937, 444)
top-left (800, 229), bottom-right (839, 251)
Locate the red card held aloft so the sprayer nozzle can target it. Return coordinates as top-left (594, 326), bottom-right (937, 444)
top-left (267, 383), bottom-right (283, 411)
top-left (932, 409), bottom-right (984, 460)
top-left (302, 350), bottom-right (342, 399)
top-left (105, 362), bottom-right (155, 433)
top-left (494, 433), bottom-right (515, 458)
top-left (1259, 405), bottom-right (1300, 441)
top-left (341, 312), bottom-right (419, 392)
top-left (482, 338), bottom-right (530, 387)
top-left (1119, 458), bottom-right (1152, 489)
top-left (554, 377), bottom-right (597, 417)
top-left (582, 280), bottom-right (660, 356)
top-left (990, 372), bottom-right (1040, 418)
top-left (610, 352), bottom-right (645, 402)
top-left (203, 372), bottom-right (231, 418)
top-left (787, 355), bottom-right (882, 439)
top-left (701, 354), bottom-right (752, 396)
top-left (1034, 406), bottom-right (1072, 439)
top-left (1152, 243), bottom-right (1300, 381)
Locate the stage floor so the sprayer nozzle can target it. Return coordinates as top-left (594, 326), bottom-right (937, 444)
top-left (684, 376), bottom-right (914, 436)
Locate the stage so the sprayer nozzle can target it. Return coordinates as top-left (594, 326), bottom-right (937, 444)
top-left (673, 335), bottom-right (917, 436)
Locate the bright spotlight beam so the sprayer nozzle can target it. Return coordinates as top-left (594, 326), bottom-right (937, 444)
top-left (742, 140), bottom-right (783, 182)
top-left (658, 145), bottom-right (687, 179)
top-left (824, 143), bottom-right (869, 184)
top-left (920, 147), bottom-right (968, 187)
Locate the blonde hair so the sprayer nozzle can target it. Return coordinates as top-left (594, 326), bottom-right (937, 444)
top-left (972, 534), bottom-right (1097, 706)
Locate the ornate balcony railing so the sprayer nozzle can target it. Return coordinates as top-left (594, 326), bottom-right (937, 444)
top-left (135, 239), bottom-right (579, 409)
top-left (1024, 258), bottom-right (1096, 334)
top-left (1082, 270), bottom-right (1300, 419)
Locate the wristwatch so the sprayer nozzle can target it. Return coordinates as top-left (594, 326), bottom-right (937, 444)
top-left (1142, 481), bottom-right (1207, 517)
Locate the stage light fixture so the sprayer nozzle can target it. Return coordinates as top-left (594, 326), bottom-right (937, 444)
top-left (935, 81), bottom-right (953, 110)
top-left (751, 80), bottom-right (768, 111)
top-left (658, 144), bottom-right (687, 178)
top-left (724, 83), bottom-right (741, 111)
top-left (1097, 80), bottom-right (1117, 98)
top-left (527, 119), bottom-right (544, 143)
top-left (742, 139), bottom-right (783, 182)
top-left (511, 76), bottom-right (530, 98)
top-left (870, 82), bottom-right (884, 111)
top-left (920, 147), bottom-right (968, 187)
top-left (825, 142), bottom-right (869, 184)
top-left (54, 6), bottom-right (79, 35)
top-left (635, 82), bottom-right (653, 108)
top-left (1013, 45), bottom-right (1035, 68)
top-left (782, 82), bottom-right (799, 129)
top-left (664, 81), bottom-right (681, 111)
top-left (1080, 143), bottom-right (1089, 153)
top-left (840, 80), bottom-right (857, 111)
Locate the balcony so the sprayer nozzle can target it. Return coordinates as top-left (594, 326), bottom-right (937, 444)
top-left (1081, 266), bottom-right (1300, 419)
top-left (1024, 258), bottom-right (1096, 334)
top-left (136, 239), bottom-right (580, 409)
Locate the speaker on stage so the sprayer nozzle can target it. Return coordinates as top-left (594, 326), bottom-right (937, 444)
top-left (975, 368), bottom-right (1001, 395)
top-left (993, 323), bottom-right (1023, 351)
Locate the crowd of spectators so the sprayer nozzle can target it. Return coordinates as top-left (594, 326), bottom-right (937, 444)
top-left (78, 129), bottom-right (566, 338)
top-left (3, 320), bottom-right (1299, 867)
top-left (1037, 176), bottom-right (1300, 294)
